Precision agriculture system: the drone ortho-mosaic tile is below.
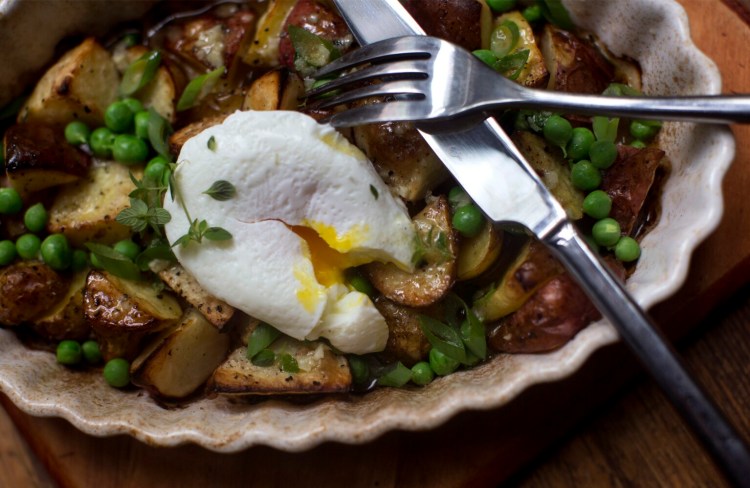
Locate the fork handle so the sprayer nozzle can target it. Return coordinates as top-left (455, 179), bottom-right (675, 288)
top-left (542, 221), bottom-right (750, 488)
top-left (493, 87), bottom-right (750, 124)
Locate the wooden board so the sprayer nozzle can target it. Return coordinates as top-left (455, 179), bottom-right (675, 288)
top-left (1, 0), bottom-right (749, 486)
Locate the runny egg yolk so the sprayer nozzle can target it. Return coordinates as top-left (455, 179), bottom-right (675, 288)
top-left (291, 226), bottom-right (372, 287)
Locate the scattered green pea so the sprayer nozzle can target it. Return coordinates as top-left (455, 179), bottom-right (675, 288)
top-left (592, 217), bottom-right (621, 247)
top-left (71, 249), bottom-right (89, 272)
top-left (89, 127), bottom-right (116, 159)
top-left (589, 140), bottom-right (618, 169)
top-left (112, 134), bottom-right (149, 164)
top-left (522, 4), bottom-right (543, 23)
top-left (103, 358), bottom-right (130, 387)
top-left (134, 110), bottom-right (151, 139)
top-left (567, 127), bottom-right (595, 161)
top-left (23, 202), bottom-right (47, 233)
top-left (56, 340), bottom-right (82, 365)
top-left (570, 160), bottom-right (602, 191)
top-left (543, 115), bottom-right (573, 147)
top-left (121, 97), bottom-right (144, 114)
top-left (452, 204), bottom-right (484, 238)
top-left (486, 0), bottom-right (516, 13)
top-left (40, 233), bottom-right (72, 270)
top-left (615, 236), bottom-right (641, 262)
top-left (0, 240), bottom-right (17, 265)
top-left (114, 239), bottom-right (141, 261)
top-left (411, 361), bottom-right (434, 386)
top-left (448, 186), bottom-right (471, 209)
top-left (81, 340), bottom-right (102, 364)
top-left (630, 120), bottom-right (658, 141)
top-left (0, 187), bottom-right (23, 215)
top-left (64, 121), bottom-right (91, 146)
top-left (16, 233), bottom-right (41, 260)
top-left (582, 190), bottom-right (612, 219)
top-left (104, 100), bottom-right (135, 133)
top-left (429, 348), bottom-right (460, 376)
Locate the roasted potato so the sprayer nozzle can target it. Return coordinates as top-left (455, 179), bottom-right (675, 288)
top-left (131, 308), bottom-right (230, 399)
top-left (242, 68), bottom-right (303, 111)
top-left (169, 114), bottom-right (228, 155)
top-left (402, 0), bottom-right (491, 51)
top-left (114, 46), bottom-right (177, 123)
top-left (457, 221), bottom-right (503, 280)
top-left (3, 122), bottom-right (90, 195)
top-left (242, 0), bottom-right (298, 68)
top-left (512, 130), bottom-right (584, 220)
top-left (32, 270), bottom-right (89, 341)
top-left (495, 11), bottom-right (548, 88)
top-left (365, 196), bottom-right (458, 307)
top-left (353, 112), bottom-right (449, 202)
top-left (374, 297), bottom-right (432, 366)
top-left (84, 270), bottom-right (182, 360)
top-left (47, 162), bottom-right (140, 247)
top-left (156, 263), bottom-right (235, 329)
top-left (0, 261), bottom-right (68, 326)
top-left (209, 337), bottom-right (351, 395)
top-left (18, 38), bottom-right (119, 127)
top-left (473, 239), bottom-right (563, 322)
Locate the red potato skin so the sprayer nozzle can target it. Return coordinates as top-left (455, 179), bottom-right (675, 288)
top-left (544, 26), bottom-right (616, 94)
top-left (401, 0), bottom-right (485, 51)
top-left (278, 0), bottom-right (352, 68)
top-left (4, 122), bottom-right (89, 177)
top-left (0, 261), bottom-right (68, 326)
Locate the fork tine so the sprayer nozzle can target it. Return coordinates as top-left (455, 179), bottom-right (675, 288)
top-left (306, 59), bottom-right (429, 100)
top-left (312, 80), bottom-right (425, 110)
top-left (314, 35), bottom-right (437, 78)
top-left (323, 100), bottom-right (430, 127)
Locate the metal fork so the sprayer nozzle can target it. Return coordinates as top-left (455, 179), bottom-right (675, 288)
top-left (307, 35), bottom-right (750, 127)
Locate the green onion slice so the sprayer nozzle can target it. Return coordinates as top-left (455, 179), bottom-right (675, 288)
top-left (176, 66), bottom-right (225, 112)
top-left (85, 242), bottom-right (142, 281)
top-left (147, 109), bottom-right (173, 162)
top-left (251, 348), bottom-right (275, 367)
top-left (419, 315), bottom-right (467, 363)
top-left (246, 323), bottom-right (281, 360)
top-left (603, 83), bottom-right (643, 97)
top-left (490, 20), bottom-right (520, 58)
top-left (593, 116), bottom-right (620, 143)
top-left (377, 362), bottom-right (412, 388)
top-left (496, 49), bottom-right (530, 81)
top-left (289, 25), bottom-right (340, 75)
top-left (120, 50), bottom-right (162, 96)
top-left (279, 353), bottom-right (300, 373)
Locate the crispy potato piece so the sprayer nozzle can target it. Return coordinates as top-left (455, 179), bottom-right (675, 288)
top-left (473, 239), bottom-right (563, 322)
top-left (209, 338), bottom-right (352, 396)
top-left (0, 261), bottom-right (68, 326)
top-left (169, 114), bottom-right (228, 155)
top-left (495, 12), bottom-right (548, 88)
top-left (115, 46), bottom-right (177, 123)
top-left (18, 38), bottom-right (118, 127)
top-left (365, 196), bottom-right (457, 307)
top-left (157, 263), bottom-right (234, 329)
top-left (242, 68), bottom-right (303, 111)
top-left (601, 146), bottom-right (665, 235)
top-left (84, 270), bottom-right (182, 360)
top-left (277, 0), bottom-right (353, 68)
top-left (512, 131), bottom-right (584, 220)
top-left (352, 111), bottom-right (449, 202)
top-left (457, 221), bottom-right (503, 280)
top-left (402, 0), bottom-right (491, 51)
top-left (3, 122), bottom-right (90, 195)
top-left (32, 270), bottom-right (89, 341)
top-left (242, 0), bottom-right (298, 68)
top-left (47, 162), bottom-right (140, 247)
top-left (131, 308), bottom-right (230, 399)
top-left (540, 24), bottom-right (615, 94)
top-left (374, 297), bottom-right (431, 366)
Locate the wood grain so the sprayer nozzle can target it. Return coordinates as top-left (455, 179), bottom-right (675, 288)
top-left (0, 0), bottom-right (749, 487)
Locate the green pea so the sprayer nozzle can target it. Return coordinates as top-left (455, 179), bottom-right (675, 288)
top-left (486, 0), bottom-right (516, 13)
top-left (522, 4), bottom-right (543, 23)
top-left (23, 202), bottom-right (47, 233)
top-left (103, 358), bottom-right (130, 388)
top-left (0, 187), bottom-right (23, 215)
top-left (448, 186), bottom-right (471, 209)
top-left (630, 120), bottom-right (658, 141)
top-left (411, 361), bottom-right (434, 386)
top-left (41, 233), bottom-right (72, 270)
top-left (615, 236), bottom-right (641, 262)
top-left (134, 110), bottom-right (151, 139)
top-left (570, 160), bottom-right (602, 191)
top-left (56, 340), bottom-right (82, 365)
top-left (0, 240), bottom-right (17, 265)
top-left (452, 204), bottom-right (484, 238)
top-left (89, 127), bottom-right (116, 159)
top-left (473, 49), bottom-right (499, 68)
top-left (64, 121), bottom-right (91, 146)
top-left (104, 100), bottom-right (135, 133)
top-left (592, 217), bottom-right (621, 247)
top-left (543, 115), bottom-right (573, 147)
top-left (71, 249), bottom-right (89, 272)
top-left (429, 348), bottom-right (459, 376)
top-left (144, 158), bottom-right (168, 183)
top-left (567, 127), bottom-right (595, 161)
top-left (112, 134), bottom-right (149, 164)
top-left (114, 239), bottom-right (141, 261)
top-left (121, 97), bottom-right (144, 114)
top-left (82, 340), bottom-right (103, 364)
top-left (347, 355), bottom-right (370, 385)
top-left (582, 190), bottom-right (612, 219)
top-left (589, 140), bottom-right (617, 169)
top-left (16, 234), bottom-right (41, 260)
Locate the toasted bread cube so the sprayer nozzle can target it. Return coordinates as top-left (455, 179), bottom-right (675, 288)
top-left (157, 263), bottom-right (235, 328)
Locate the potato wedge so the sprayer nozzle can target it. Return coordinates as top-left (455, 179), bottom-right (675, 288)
top-left (472, 239), bottom-right (563, 322)
top-left (0, 261), bottom-right (68, 326)
top-left (209, 338), bottom-right (351, 395)
top-left (3, 122), bottom-right (90, 195)
top-left (18, 38), bottom-right (118, 127)
top-left (157, 263), bottom-right (235, 329)
top-left (495, 12), bottom-right (548, 88)
top-left (169, 114), bottom-right (228, 155)
top-left (457, 221), bottom-right (503, 280)
top-left (374, 297), bottom-right (431, 366)
top-left (116, 46), bottom-right (177, 123)
top-left (242, 0), bottom-right (297, 68)
top-left (47, 162), bottom-right (140, 247)
top-left (131, 308), bottom-right (230, 399)
top-left (242, 68), bottom-right (303, 111)
top-left (84, 270), bottom-right (182, 360)
top-left (402, 0), bottom-right (491, 51)
top-left (365, 196), bottom-right (457, 307)
top-left (512, 131), bottom-right (584, 220)
top-left (32, 270), bottom-right (89, 341)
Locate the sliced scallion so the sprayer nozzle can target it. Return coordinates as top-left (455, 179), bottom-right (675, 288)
top-left (147, 109), bottom-right (173, 162)
top-left (377, 362), bottom-right (412, 388)
top-left (279, 353), bottom-right (300, 373)
top-left (176, 66), bottom-right (225, 112)
top-left (246, 323), bottom-right (281, 360)
top-left (419, 315), bottom-right (467, 363)
top-left (490, 20), bottom-right (520, 58)
top-left (120, 50), bottom-right (162, 96)
top-left (496, 49), bottom-right (530, 80)
top-left (85, 242), bottom-right (142, 281)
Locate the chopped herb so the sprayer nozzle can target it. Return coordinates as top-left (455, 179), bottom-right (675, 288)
top-left (135, 239), bottom-right (176, 271)
top-left (147, 109), bottom-right (173, 162)
top-left (177, 66), bottom-right (225, 112)
top-left (377, 362), bottom-right (412, 388)
top-left (207, 136), bottom-right (217, 151)
top-left (496, 49), bottom-right (530, 80)
top-left (85, 242), bottom-right (142, 281)
top-left (279, 353), bottom-right (300, 373)
top-left (247, 323), bottom-right (281, 360)
top-left (419, 315), bottom-right (467, 364)
top-left (120, 50), bottom-right (161, 96)
top-left (369, 184), bottom-right (379, 200)
top-left (203, 180), bottom-right (236, 201)
top-left (116, 198), bottom-right (171, 234)
top-left (173, 218), bottom-right (232, 247)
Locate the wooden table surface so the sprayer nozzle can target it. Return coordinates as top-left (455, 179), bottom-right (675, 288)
top-left (1, 0), bottom-right (750, 486)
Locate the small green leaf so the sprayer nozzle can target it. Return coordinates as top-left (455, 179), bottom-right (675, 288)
top-left (85, 243), bottom-right (142, 281)
top-left (116, 199), bottom-right (150, 233)
top-left (204, 227), bottom-right (232, 241)
top-left (203, 180), bottom-right (236, 201)
top-left (369, 184), bottom-right (379, 200)
top-left (419, 315), bottom-right (467, 363)
top-left (377, 362), bottom-right (412, 388)
top-left (135, 239), bottom-right (176, 271)
top-left (279, 353), bottom-right (300, 373)
top-left (247, 323), bottom-right (281, 359)
top-left (207, 136), bottom-right (217, 151)
top-left (593, 116), bottom-right (619, 143)
top-left (177, 66), bottom-right (225, 111)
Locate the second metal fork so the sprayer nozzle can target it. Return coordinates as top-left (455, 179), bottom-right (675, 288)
top-left (307, 35), bottom-right (750, 127)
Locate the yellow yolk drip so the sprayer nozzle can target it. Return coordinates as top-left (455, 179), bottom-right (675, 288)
top-left (293, 261), bottom-right (326, 313)
top-left (301, 219), bottom-right (368, 253)
top-left (320, 132), bottom-right (365, 159)
top-left (292, 226), bottom-right (371, 287)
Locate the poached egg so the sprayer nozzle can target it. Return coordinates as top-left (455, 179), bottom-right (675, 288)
top-left (163, 110), bottom-right (416, 354)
